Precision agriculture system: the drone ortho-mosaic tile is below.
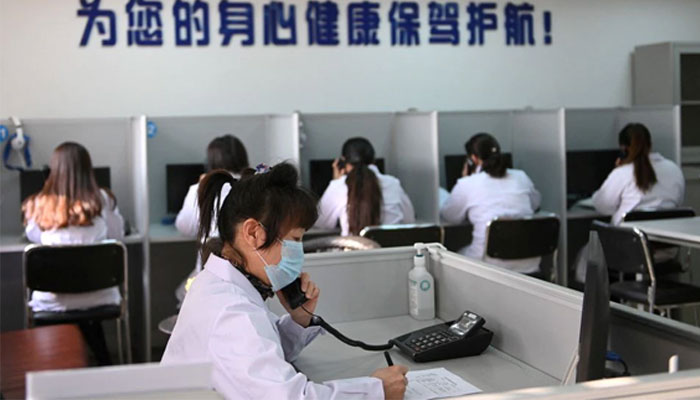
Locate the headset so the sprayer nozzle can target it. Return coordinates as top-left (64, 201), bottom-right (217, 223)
top-left (3, 116), bottom-right (32, 171)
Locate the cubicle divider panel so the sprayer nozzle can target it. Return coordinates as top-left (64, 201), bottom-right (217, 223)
top-left (267, 247), bottom-right (415, 324)
top-left (616, 105), bottom-right (681, 164)
top-left (0, 118), bottom-right (138, 236)
top-left (146, 115), bottom-right (278, 224)
top-left (390, 112), bottom-right (440, 223)
top-left (564, 108), bottom-right (619, 151)
top-left (265, 114), bottom-right (300, 168)
top-left (298, 112), bottom-right (395, 190)
top-left (437, 111), bottom-right (514, 189)
top-left (512, 109), bottom-right (568, 283)
top-left (129, 115), bottom-right (151, 361)
top-left (610, 304), bottom-right (700, 375)
top-left (0, 118), bottom-right (22, 236)
top-left (432, 251), bottom-right (582, 381)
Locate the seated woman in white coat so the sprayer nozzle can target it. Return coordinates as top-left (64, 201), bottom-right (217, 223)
top-left (22, 142), bottom-right (124, 364)
top-left (173, 134), bottom-right (249, 301)
top-left (314, 137), bottom-right (415, 236)
top-left (161, 163), bottom-right (408, 399)
top-left (440, 133), bottom-right (542, 274)
top-left (575, 123), bottom-right (685, 282)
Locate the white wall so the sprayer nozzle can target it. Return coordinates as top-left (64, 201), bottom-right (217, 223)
top-left (2, 0), bottom-right (700, 118)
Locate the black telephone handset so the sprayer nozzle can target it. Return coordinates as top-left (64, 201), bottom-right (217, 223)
top-left (465, 156), bottom-right (475, 176)
top-left (391, 311), bottom-right (493, 362)
top-left (280, 278), bottom-right (307, 309)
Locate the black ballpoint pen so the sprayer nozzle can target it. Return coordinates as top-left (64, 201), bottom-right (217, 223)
top-left (384, 351), bottom-right (394, 366)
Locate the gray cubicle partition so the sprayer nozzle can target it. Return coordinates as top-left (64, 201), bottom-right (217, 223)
top-left (299, 111), bottom-right (439, 223)
top-left (432, 249), bottom-right (581, 381)
top-left (390, 112), bottom-right (440, 222)
top-left (146, 114), bottom-right (299, 224)
top-left (512, 109), bottom-right (568, 283)
top-left (565, 106), bottom-right (681, 163)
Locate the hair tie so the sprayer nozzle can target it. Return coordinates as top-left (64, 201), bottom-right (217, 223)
top-left (255, 163), bottom-right (270, 174)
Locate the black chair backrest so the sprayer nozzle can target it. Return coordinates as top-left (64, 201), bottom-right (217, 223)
top-left (303, 236), bottom-right (381, 253)
top-left (592, 221), bottom-right (650, 275)
top-left (24, 241), bottom-right (126, 293)
top-left (485, 215), bottom-right (559, 259)
top-left (623, 207), bottom-right (695, 222)
top-left (359, 224), bottom-right (443, 248)
top-left (576, 260), bottom-right (610, 383)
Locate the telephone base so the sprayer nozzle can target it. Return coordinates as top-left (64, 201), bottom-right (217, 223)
top-left (391, 324), bottom-right (493, 363)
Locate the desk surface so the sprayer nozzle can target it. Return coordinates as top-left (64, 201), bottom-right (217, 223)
top-left (296, 315), bottom-right (558, 394)
top-left (0, 233), bottom-right (144, 253)
top-left (621, 217), bottom-right (700, 248)
top-left (566, 206), bottom-right (609, 220)
top-left (1, 325), bottom-right (88, 399)
top-left (149, 223), bottom-right (196, 243)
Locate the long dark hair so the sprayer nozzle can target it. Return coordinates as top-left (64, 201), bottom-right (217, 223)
top-left (22, 142), bottom-right (115, 230)
top-left (207, 135), bottom-right (249, 174)
top-left (619, 123), bottom-right (657, 192)
top-left (465, 133), bottom-right (508, 178)
top-left (342, 137), bottom-right (382, 235)
top-left (197, 162), bottom-right (317, 263)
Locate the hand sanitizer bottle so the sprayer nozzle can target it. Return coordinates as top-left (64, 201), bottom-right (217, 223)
top-left (409, 243), bottom-right (435, 320)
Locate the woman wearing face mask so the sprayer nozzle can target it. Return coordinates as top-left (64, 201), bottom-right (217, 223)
top-left (161, 163), bottom-right (408, 400)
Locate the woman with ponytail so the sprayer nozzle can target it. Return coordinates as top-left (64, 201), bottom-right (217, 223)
top-left (575, 123), bottom-right (685, 282)
top-left (314, 137), bottom-right (415, 236)
top-left (162, 162), bottom-right (408, 400)
top-left (441, 133), bottom-right (542, 274)
top-left (592, 123), bottom-right (684, 225)
top-left (173, 134), bottom-right (249, 302)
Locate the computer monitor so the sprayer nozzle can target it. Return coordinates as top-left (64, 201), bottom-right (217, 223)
top-left (309, 158), bottom-right (385, 197)
top-left (20, 167), bottom-right (111, 203)
top-left (566, 150), bottom-right (620, 205)
top-left (444, 153), bottom-right (513, 191)
top-left (576, 260), bottom-right (610, 383)
top-left (166, 163), bottom-right (206, 214)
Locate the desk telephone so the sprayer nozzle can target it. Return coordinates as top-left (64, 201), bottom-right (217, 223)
top-left (283, 279), bottom-right (492, 362)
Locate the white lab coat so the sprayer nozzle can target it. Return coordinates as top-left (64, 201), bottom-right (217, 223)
top-left (575, 153), bottom-right (685, 282)
top-left (440, 169), bottom-right (542, 274)
top-left (161, 255), bottom-right (384, 399)
top-left (174, 177), bottom-right (235, 301)
top-left (314, 165), bottom-right (415, 236)
top-left (26, 189), bottom-right (124, 311)
top-left (592, 153), bottom-right (685, 225)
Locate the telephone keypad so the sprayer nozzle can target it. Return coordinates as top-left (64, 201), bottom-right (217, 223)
top-left (407, 330), bottom-right (459, 351)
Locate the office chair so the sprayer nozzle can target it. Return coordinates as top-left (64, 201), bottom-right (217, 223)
top-left (303, 236), bottom-right (380, 253)
top-left (359, 224), bottom-right (443, 248)
top-left (23, 240), bottom-right (132, 364)
top-left (622, 208), bottom-right (696, 275)
top-left (593, 221), bottom-right (700, 318)
top-left (484, 213), bottom-right (560, 281)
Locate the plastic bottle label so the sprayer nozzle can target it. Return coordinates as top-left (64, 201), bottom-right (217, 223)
top-left (420, 280), bottom-right (431, 291)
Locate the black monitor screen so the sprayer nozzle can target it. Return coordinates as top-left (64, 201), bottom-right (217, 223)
top-left (444, 153), bottom-right (513, 191)
top-left (566, 150), bottom-right (619, 200)
top-left (20, 167), bottom-right (111, 203)
top-left (167, 163), bottom-right (206, 214)
top-left (309, 158), bottom-right (385, 197)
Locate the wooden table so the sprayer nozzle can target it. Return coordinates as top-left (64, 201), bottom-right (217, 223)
top-left (1, 324), bottom-right (88, 399)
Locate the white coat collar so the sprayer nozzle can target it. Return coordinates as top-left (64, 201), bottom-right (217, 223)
top-left (204, 254), bottom-right (266, 306)
top-left (368, 164), bottom-right (382, 176)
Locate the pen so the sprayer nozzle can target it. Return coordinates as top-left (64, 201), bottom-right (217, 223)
top-left (384, 351), bottom-right (394, 366)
